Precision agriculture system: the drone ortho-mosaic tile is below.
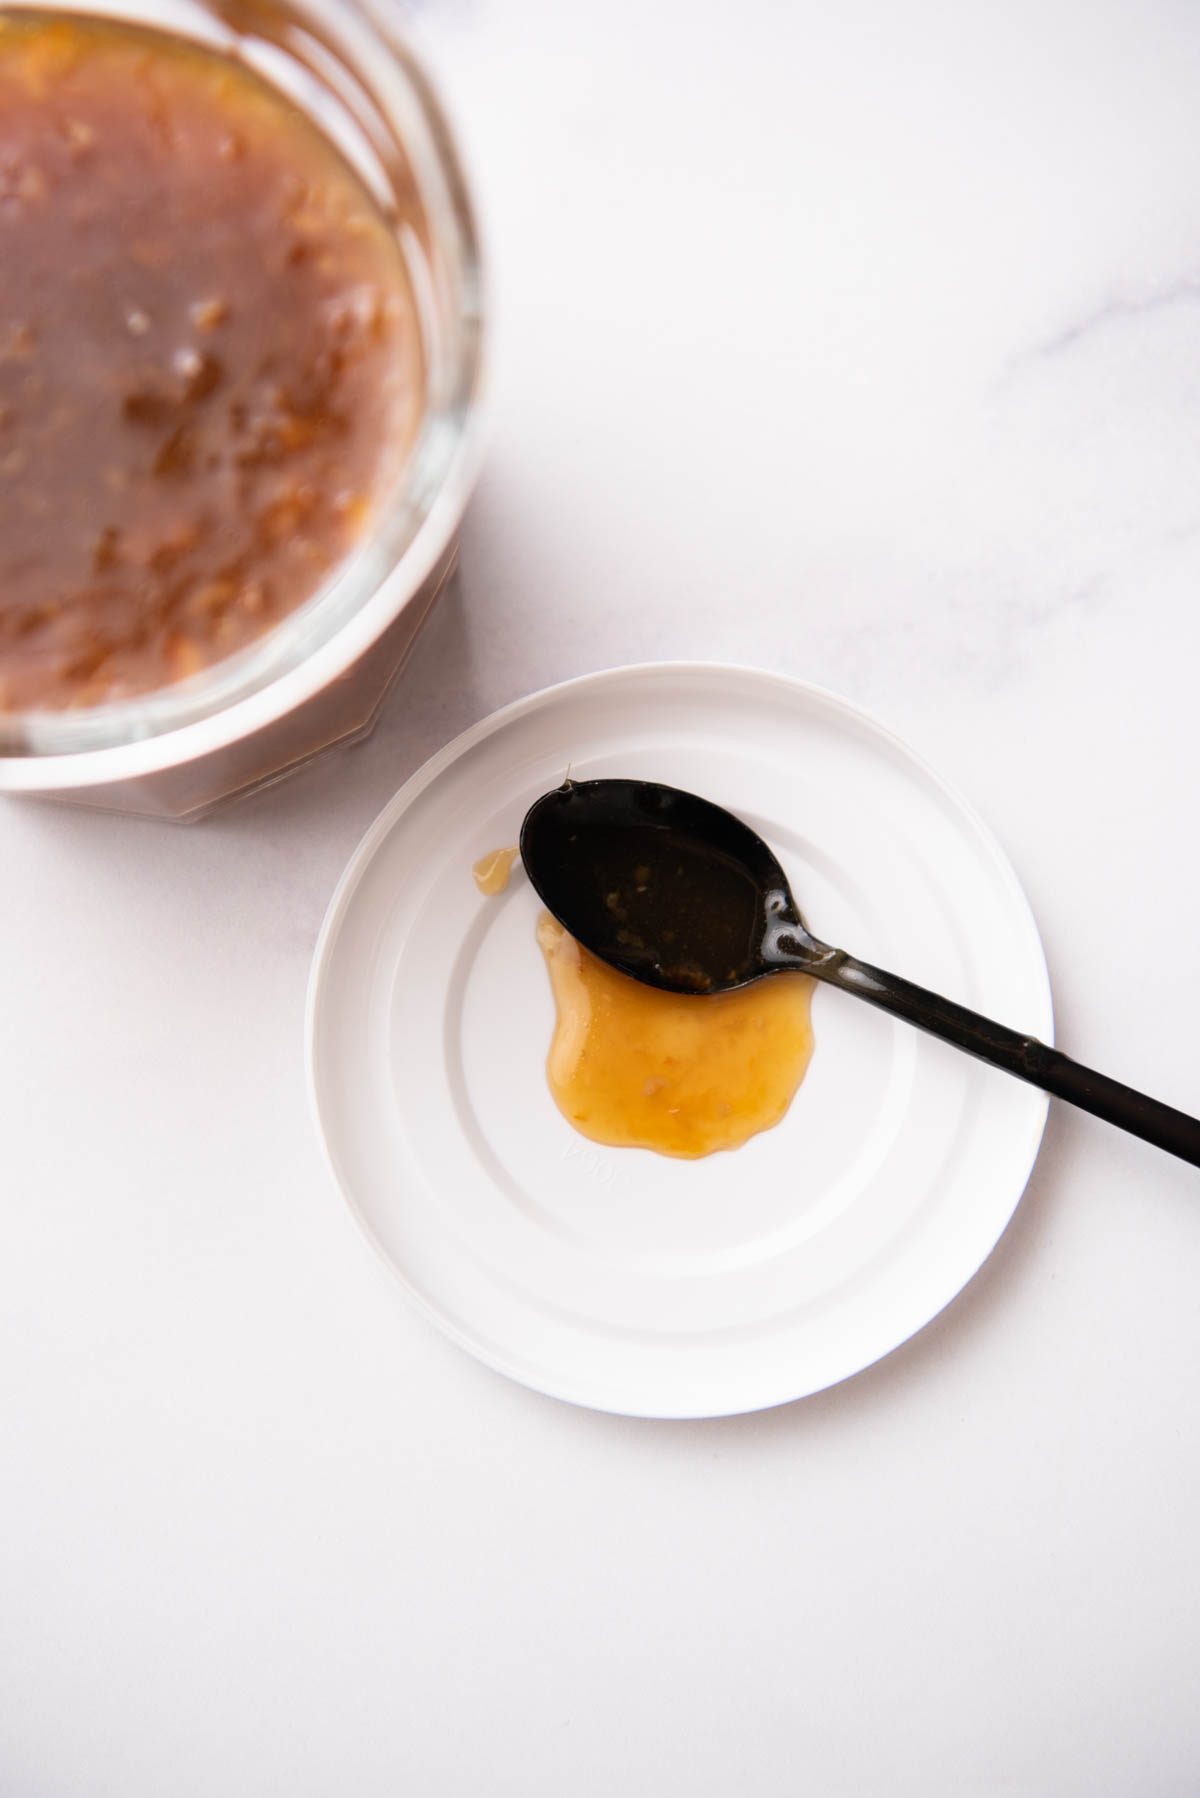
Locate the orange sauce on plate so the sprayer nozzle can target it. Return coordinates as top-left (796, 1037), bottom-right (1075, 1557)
top-left (472, 846), bottom-right (518, 895)
top-left (472, 846), bottom-right (816, 1159)
top-left (536, 912), bottom-right (814, 1158)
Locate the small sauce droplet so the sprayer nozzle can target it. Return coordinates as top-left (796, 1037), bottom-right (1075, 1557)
top-left (473, 845), bottom-right (518, 896)
top-left (536, 913), bottom-right (815, 1159)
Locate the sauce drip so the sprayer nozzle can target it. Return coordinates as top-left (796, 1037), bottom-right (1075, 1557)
top-left (472, 846), bottom-right (518, 896)
top-left (536, 913), bottom-right (814, 1159)
top-left (0, 12), bottom-right (422, 710)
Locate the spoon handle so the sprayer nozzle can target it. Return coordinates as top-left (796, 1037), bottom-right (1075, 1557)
top-left (804, 949), bottom-right (1200, 1167)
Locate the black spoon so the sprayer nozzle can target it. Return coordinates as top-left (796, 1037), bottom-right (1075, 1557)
top-left (520, 778), bottom-right (1200, 1168)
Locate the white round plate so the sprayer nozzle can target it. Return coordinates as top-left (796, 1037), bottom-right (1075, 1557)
top-left (306, 664), bottom-right (1052, 1417)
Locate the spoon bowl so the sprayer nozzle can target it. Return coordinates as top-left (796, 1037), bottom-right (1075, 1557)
top-left (520, 778), bottom-right (826, 994)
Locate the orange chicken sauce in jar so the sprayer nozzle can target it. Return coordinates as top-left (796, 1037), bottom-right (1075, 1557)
top-left (0, 10), bottom-right (424, 711)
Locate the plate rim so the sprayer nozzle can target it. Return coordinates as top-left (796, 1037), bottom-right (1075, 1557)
top-left (305, 660), bottom-right (1053, 1417)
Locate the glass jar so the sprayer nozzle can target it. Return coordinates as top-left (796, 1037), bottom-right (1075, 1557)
top-left (0, 0), bottom-right (484, 818)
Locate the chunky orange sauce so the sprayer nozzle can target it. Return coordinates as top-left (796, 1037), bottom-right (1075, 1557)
top-left (536, 913), bottom-right (815, 1158)
top-left (0, 12), bottom-right (422, 710)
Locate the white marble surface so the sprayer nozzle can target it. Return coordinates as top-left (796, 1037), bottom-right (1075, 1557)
top-left (3, 0), bottom-right (1200, 1791)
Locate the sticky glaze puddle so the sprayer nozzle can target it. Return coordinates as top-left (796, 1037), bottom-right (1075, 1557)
top-left (536, 913), bottom-right (814, 1158)
top-left (471, 846), bottom-right (815, 1159)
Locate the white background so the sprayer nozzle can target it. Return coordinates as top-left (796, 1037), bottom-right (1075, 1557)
top-left (4, 0), bottom-right (1200, 1791)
